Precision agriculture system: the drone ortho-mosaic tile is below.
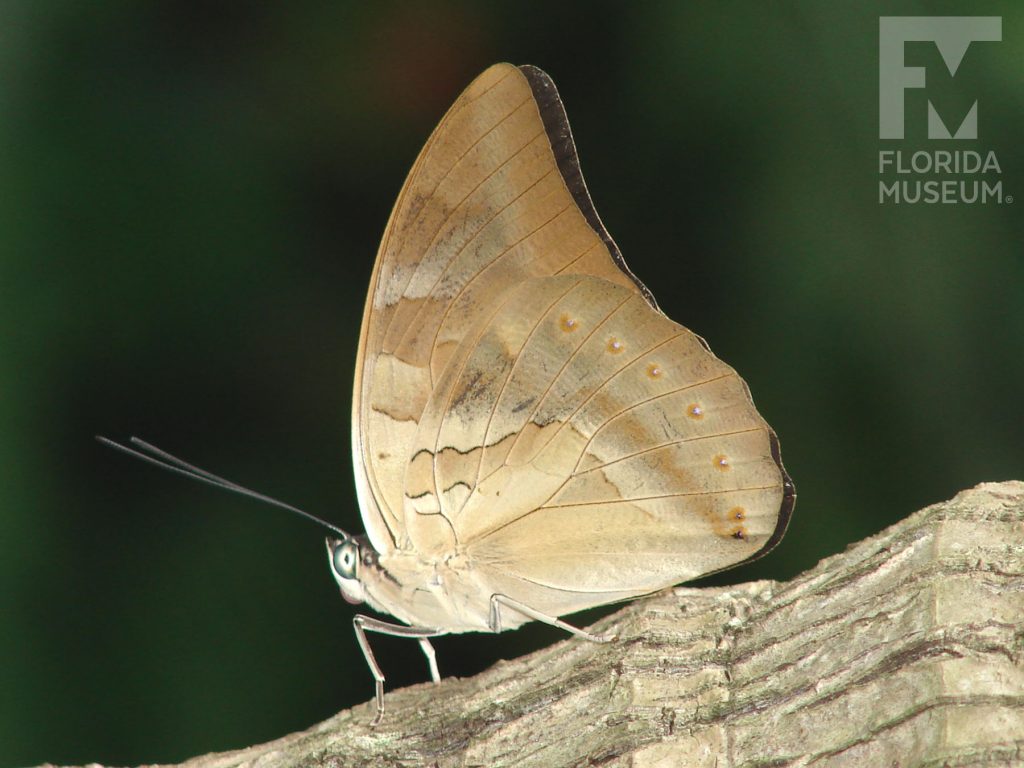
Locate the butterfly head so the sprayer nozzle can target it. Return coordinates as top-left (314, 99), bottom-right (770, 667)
top-left (326, 535), bottom-right (371, 605)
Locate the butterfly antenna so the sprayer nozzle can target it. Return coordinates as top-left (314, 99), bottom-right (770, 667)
top-left (96, 436), bottom-right (350, 538)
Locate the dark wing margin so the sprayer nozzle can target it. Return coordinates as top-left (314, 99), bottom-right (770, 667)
top-left (518, 64), bottom-right (659, 310)
top-left (766, 434), bottom-right (797, 552)
top-left (742, 432), bottom-right (796, 565)
top-left (705, 431), bottom-right (796, 577)
top-left (520, 63), bottom-right (795, 573)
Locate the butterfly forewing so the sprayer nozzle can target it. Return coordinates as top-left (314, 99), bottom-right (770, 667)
top-left (353, 63), bottom-right (792, 616)
top-left (355, 63), bottom-right (652, 552)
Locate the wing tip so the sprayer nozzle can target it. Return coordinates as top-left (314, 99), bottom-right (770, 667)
top-left (516, 64), bottom-right (659, 311)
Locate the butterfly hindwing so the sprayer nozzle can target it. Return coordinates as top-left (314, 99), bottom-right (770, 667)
top-left (400, 273), bottom-right (785, 616)
top-left (353, 64), bottom-right (792, 612)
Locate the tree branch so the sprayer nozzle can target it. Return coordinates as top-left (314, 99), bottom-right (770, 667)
top-left (53, 481), bottom-right (1024, 767)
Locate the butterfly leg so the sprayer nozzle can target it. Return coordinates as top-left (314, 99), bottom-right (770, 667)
top-left (488, 594), bottom-right (615, 643)
top-left (418, 637), bottom-right (441, 683)
top-left (352, 615), bottom-right (444, 725)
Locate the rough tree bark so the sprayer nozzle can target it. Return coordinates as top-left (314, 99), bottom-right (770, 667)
top-left (55, 481), bottom-right (1024, 767)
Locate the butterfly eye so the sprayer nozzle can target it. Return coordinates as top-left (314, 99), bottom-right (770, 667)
top-left (332, 541), bottom-right (359, 580)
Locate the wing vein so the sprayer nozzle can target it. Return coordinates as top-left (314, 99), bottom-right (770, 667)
top-left (392, 158), bottom-right (557, 365)
top-left (382, 119), bottom-right (542, 349)
top-left (382, 93), bottom-right (534, 316)
top-left (469, 280), bottom-right (589, 506)
top-left (476, 324), bottom-right (687, 493)
top-left (481, 569), bottom-right (646, 597)
top-left (472, 287), bottom-right (634, 505)
top-left (424, 211), bottom-right (596, 387)
top-left (570, 372), bottom-right (736, 474)
top-left (572, 425), bottom-right (763, 476)
top-left (428, 278), bottom-right (584, 534)
top-left (466, 347), bottom-right (731, 540)
top-left (473, 484), bottom-right (778, 544)
top-left (552, 241), bottom-right (601, 275)
top-left (542, 485), bottom-right (778, 508)
top-left (524, 372), bottom-right (737, 512)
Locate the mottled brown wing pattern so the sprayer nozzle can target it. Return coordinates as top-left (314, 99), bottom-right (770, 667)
top-left (354, 63), bottom-right (659, 552)
top-left (354, 62), bottom-right (792, 594)
top-left (400, 274), bottom-right (786, 614)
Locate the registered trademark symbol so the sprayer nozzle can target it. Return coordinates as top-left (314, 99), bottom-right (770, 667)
top-left (1006, 195), bottom-right (1014, 204)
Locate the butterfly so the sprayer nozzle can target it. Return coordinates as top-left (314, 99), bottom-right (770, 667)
top-left (333, 62), bottom-right (793, 720)
top-left (102, 62), bottom-right (793, 725)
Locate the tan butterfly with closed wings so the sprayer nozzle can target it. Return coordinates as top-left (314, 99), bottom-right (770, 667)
top-left (102, 62), bottom-right (793, 725)
top-left (335, 62), bottom-right (793, 720)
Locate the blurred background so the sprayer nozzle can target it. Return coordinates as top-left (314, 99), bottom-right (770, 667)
top-left (2, 2), bottom-right (1021, 765)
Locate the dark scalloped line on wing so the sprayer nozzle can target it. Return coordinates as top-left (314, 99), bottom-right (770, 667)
top-left (430, 276), bottom-right (581, 519)
top-left (469, 287), bottom-right (635, 504)
top-left (406, 480), bottom-right (471, 502)
top-left (471, 324), bottom-right (690, 498)
top-left (477, 285), bottom-right (634, 486)
top-left (518, 64), bottom-right (660, 312)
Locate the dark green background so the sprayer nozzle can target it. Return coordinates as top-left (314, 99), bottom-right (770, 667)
top-left (2, 2), bottom-right (1021, 765)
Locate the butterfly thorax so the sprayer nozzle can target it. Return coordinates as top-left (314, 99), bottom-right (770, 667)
top-left (362, 547), bottom-right (499, 633)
